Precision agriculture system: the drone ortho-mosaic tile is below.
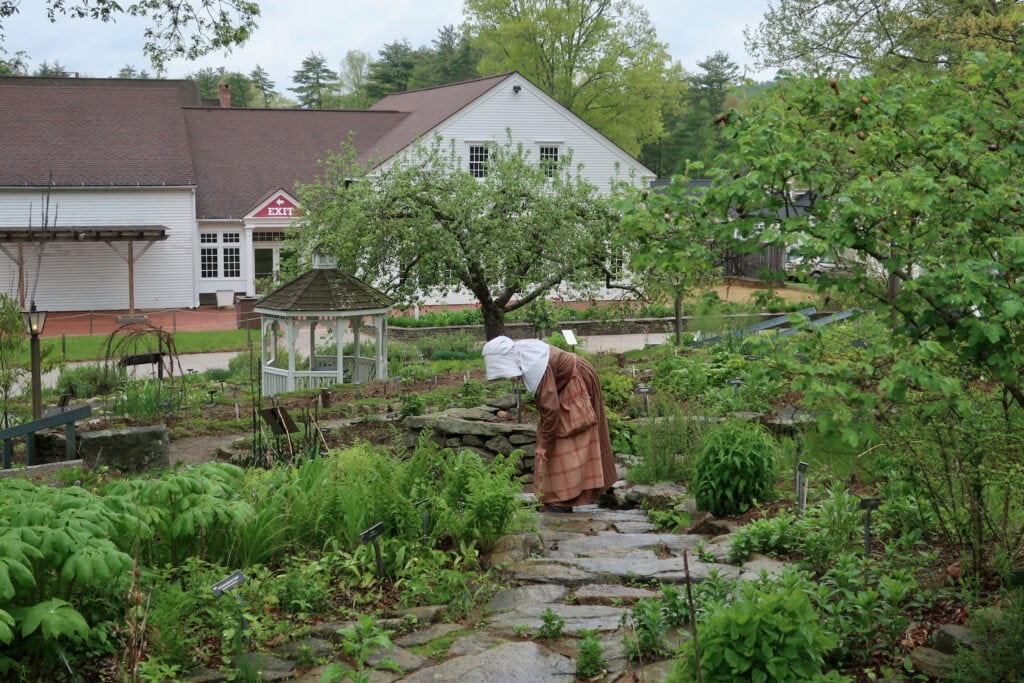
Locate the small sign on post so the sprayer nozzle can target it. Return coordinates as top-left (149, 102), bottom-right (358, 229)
top-left (561, 329), bottom-right (578, 349)
top-left (360, 522), bottom-right (386, 578)
top-left (796, 461), bottom-right (809, 516)
top-left (212, 570), bottom-right (246, 597)
top-left (635, 385), bottom-right (655, 416)
top-left (859, 497), bottom-right (881, 556)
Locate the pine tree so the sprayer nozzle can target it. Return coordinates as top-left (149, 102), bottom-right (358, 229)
top-left (291, 51), bottom-right (339, 109)
top-left (249, 65), bottom-right (276, 108)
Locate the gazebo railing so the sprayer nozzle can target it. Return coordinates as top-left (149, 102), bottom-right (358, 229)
top-left (263, 356), bottom-right (379, 395)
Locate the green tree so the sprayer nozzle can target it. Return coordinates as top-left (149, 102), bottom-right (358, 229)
top-left (220, 71), bottom-right (255, 107)
top-left (32, 60), bottom-right (67, 77)
top-left (297, 137), bottom-right (618, 339)
top-left (746, 0), bottom-right (1024, 76)
top-left (698, 50), bottom-right (1024, 412)
top-left (0, 294), bottom-right (28, 428)
top-left (465, 0), bottom-right (674, 155)
top-left (337, 49), bottom-right (371, 109)
top-left (249, 64), bottom-right (275, 107)
top-left (0, 0), bottom-right (259, 70)
top-left (616, 177), bottom-right (721, 344)
top-left (365, 40), bottom-right (425, 102)
top-left (0, 48), bottom-right (28, 75)
top-left (412, 24), bottom-right (481, 88)
top-left (115, 64), bottom-right (152, 79)
top-left (188, 66), bottom-right (223, 99)
top-left (291, 51), bottom-right (339, 109)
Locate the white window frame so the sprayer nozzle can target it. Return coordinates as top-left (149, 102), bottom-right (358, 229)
top-left (199, 231), bottom-right (243, 280)
top-left (539, 144), bottom-right (560, 177)
top-left (468, 143), bottom-right (489, 178)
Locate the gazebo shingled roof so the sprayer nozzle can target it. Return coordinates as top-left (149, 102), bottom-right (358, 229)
top-left (255, 267), bottom-right (393, 313)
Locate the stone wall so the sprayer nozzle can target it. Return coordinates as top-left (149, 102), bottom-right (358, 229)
top-left (401, 396), bottom-right (538, 483)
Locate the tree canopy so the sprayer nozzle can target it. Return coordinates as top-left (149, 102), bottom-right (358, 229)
top-left (464, 0), bottom-right (675, 155)
top-left (745, 0), bottom-right (1024, 76)
top-left (686, 48), bottom-right (1024, 412)
top-left (291, 51), bottom-right (339, 109)
top-left (0, 0), bottom-right (260, 70)
top-left (297, 137), bottom-right (618, 339)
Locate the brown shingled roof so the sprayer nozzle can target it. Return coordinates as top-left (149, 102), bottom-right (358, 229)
top-left (255, 266), bottom-right (393, 314)
top-left (366, 73), bottom-right (513, 165)
top-left (183, 108), bottom-right (408, 219)
top-left (0, 79), bottom-right (196, 187)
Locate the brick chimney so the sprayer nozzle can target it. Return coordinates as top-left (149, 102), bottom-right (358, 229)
top-left (218, 83), bottom-right (231, 108)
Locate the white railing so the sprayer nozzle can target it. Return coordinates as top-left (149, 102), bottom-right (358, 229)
top-left (261, 361), bottom-right (377, 396)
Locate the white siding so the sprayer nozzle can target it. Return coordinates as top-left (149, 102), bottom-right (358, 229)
top-left (431, 78), bottom-right (654, 195)
top-left (0, 188), bottom-right (197, 311)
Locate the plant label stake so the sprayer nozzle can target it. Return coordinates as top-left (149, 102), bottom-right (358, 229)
top-left (415, 498), bottom-right (432, 543)
top-left (360, 522), bottom-right (386, 578)
top-left (797, 461), bottom-right (809, 516)
top-left (211, 570), bottom-right (248, 639)
top-left (726, 378), bottom-right (743, 398)
top-left (513, 383), bottom-right (525, 421)
top-left (635, 385), bottom-right (655, 415)
top-left (860, 497), bottom-right (881, 555)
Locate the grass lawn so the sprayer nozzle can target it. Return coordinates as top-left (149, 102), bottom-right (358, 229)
top-left (34, 329), bottom-right (252, 364)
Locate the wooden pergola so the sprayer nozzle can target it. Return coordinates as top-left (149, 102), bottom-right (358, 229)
top-left (0, 225), bottom-right (168, 313)
top-left (254, 256), bottom-right (394, 397)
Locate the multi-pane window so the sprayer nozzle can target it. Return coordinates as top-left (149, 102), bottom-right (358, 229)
top-left (539, 145), bottom-right (559, 177)
top-left (253, 231), bottom-right (286, 242)
top-left (469, 145), bottom-right (489, 178)
top-left (199, 232), bottom-right (243, 279)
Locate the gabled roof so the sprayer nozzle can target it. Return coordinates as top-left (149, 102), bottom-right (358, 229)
top-left (0, 78), bottom-right (196, 187)
top-left (183, 108), bottom-right (408, 219)
top-left (366, 73), bottom-right (514, 166)
top-left (255, 265), bottom-right (393, 314)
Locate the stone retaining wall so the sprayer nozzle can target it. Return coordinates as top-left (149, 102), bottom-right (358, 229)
top-left (401, 396), bottom-right (538, 483)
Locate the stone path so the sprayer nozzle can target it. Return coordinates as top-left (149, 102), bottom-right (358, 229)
top-left (192, 499), bottom-right (790, 683)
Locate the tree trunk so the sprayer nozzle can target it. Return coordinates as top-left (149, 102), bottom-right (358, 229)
top-left (482, 304), bottom-right (506, 340)
top-left (674, 292), bottom-right (684, 346)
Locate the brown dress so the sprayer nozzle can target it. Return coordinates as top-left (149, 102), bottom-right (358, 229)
top-left (533, 346), bottom-right (617, 506)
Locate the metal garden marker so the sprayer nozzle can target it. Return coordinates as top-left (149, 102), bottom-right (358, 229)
top-left (796, 462), bottom-right (809, 516)
top-left (635, 385), bottom-right (655, 415)
top-left (415, 498), bottom-right (432, 543)
top-left (513, 385), bottom-right (526, 421)
top-left (726, 378), bottom-right (744, 398)
top-left (860, 497), bottom-right (881, 555)
top-left (360, 522), bottom-right (386, 578)
top-left (212, 570), bottom-right (248, 641)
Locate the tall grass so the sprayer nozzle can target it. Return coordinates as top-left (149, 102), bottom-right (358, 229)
top-left (626, 409), bottom-right (707, 485)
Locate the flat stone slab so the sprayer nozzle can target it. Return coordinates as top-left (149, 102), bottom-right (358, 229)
top-left (540, 518), bottom-right (612, 535)
top-left (489, 604), bottom-right (625, 635)
top-left (271, 637), bottom-right (332, 659)
top-left (573, 584), bottom-right (661, 606)
top-left (446, 629), bottom-right (509, 657)
top-left (382, 605), bottom-right (446, 624)
top-left (552, 532), bottom-right (707, 559)
top-left (739, 557), bottom-right (792, 580)
top-left (490, 584), bottom-right (567, 612)
top-left (502, 559), bottom-right (600, 585)
top-left (366, 644), bottom-right (427, 674)
top-left (572, 557), bottom-right (740, 584)
top-left (230, 653), bottom-right (294, 681)
top-left (395, 622), bottom-right (465, 648)
top-left (611, 521), bottom-right (658, 534)
top-left (401, 641), bottom-right (575, 682)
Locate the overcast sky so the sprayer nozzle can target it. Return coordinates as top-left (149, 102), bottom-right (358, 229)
top-left (3, 1), bottom-right (774, 87)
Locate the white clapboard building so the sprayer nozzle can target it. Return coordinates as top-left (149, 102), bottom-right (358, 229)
top-left (0, 73), bottom-right (653, 312)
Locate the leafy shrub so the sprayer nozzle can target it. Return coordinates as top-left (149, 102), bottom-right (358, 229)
top-left (669, 572), bottom-right (837, 682)
top-left (728, 512), bottom-right (809, 564)
top-left (627, 410), bottom-right (703, 485)
top-left (459, 379), bottom-right (486, 407)
top-left (536, 608), bottom-right (565, 639)
top-left (606, 411), bottom-right (634, 453)
top-left (227, 349), bottom-right (260, 381)
top-left (576, 629), bottom-right (606, 677)
top-left (56, 363), bottom-right (125, 397)
top-left (622, 598), bottom-right (670, 660)
top-left (693, 419), bottom-right (779, 516)
top-left (544, 331), bottom-right (573, 351)
top-left (400, 393), bottom-right (426, 417)
top-left (598, 371), bottom-right (634, 411)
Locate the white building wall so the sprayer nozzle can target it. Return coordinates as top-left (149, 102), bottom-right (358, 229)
top-left (0, 188), bottom-right (197, 311)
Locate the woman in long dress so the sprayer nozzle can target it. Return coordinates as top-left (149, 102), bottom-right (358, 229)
top-left (482, 336), bottom-right (617, 513)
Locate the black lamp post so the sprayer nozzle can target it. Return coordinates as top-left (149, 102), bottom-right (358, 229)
top-left (21, 302), bottom-right (47, 420)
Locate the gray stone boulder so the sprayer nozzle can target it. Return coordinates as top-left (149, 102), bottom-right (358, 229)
top-left (401, 641), bottom-right (574, 682)
top-left (909, 647), bottom-right (953, 680)
top-left (932, 623), bottom-right (973, 655)
top-left (79, 425), bottom-right (170, 473)
top-left (611, 482), bottom-right (689, 510)
top-left (483, 533), bottom-right (544, 568)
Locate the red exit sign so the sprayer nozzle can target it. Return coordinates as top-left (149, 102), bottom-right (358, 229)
top-left (254, 195), bottom-right (300, 218)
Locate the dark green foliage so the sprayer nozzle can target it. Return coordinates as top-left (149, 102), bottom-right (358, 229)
top-left (400, 393), bottom-right (426, 418)
top-left (598, 371), bottom-right (634, 411)
top-left (576, 629), bottom-right (606, 677)
top-left (670, 573), bottom-right (837, 682)
top-left (693, 419), bottom-right (779, 516)
top-left (227, 349), bottom-right (260, 381)
top-left (56, 363), bottom-right (126, 397)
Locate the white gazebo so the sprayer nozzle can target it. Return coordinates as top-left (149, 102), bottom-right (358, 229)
top-left (254, 255), bottom-right (394, 397)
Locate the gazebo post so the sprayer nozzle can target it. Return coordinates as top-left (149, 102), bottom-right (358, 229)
top-left (335, 318), bottom-right (344, 385)
top-left (309, 319), bottom-right (316, 371)
top-left (353, 322), bottom-right (361, 382)
top-left (286, 319), bottom-right (297, 392)
top-left (374, 315), bottom-right (387, 380)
